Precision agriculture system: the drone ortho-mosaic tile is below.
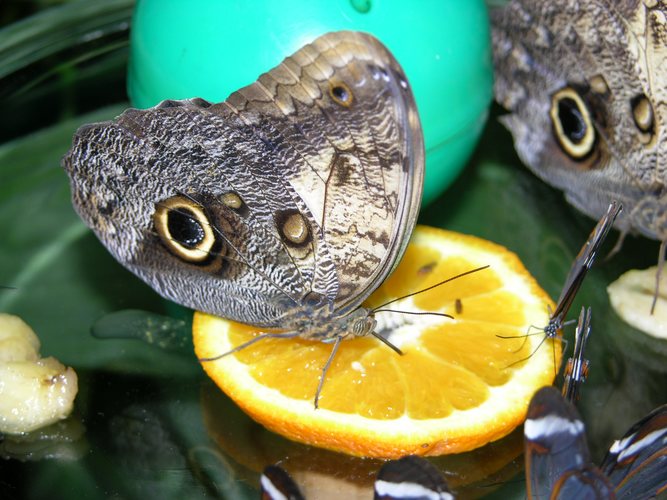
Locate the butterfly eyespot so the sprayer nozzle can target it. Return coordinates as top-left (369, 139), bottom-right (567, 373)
top-left (220, 191), bottom-right (244, 210)
top-left (631, 94), bottom-right (655, 139)
top-left (589, 74), bottom-right (610, 95)
top-left (276, 209), bottom-right (310, 246)
top-left (153, 196), bottom-right (216, 262)
top-left (550, 87), bottom-right (596, 160)
top-left (329, 82), bottom-right (353, 107)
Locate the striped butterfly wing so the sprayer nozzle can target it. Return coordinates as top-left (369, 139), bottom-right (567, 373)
top-left (524, 387), bottom-right (593, 498)
top-left (600, 404), bottom-right (667, 499)
top-left (550, 465), bottom-right (615, 499)
top-left (260, 465), bottom-right (305, 500)
top-left (374, 455), bottom-right (453, 500)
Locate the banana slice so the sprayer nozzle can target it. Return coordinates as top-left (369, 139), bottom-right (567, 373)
top-left (607, 266), bottom-right (667, 339)
top-left (0, 314), bottom-right (78, 434)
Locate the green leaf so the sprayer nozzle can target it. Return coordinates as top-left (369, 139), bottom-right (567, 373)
top-left (91, 309), bottom-right (193, 354)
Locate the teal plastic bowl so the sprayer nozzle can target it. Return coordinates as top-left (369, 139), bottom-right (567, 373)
top-left (128, 0), bottom-right (493, 205)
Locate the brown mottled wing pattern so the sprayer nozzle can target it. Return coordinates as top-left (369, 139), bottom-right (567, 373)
top-left (223, 31), bottom-right (423, 312)
top-left (492, 0), bottom-right (667, 241)
top-left (62, 31), bottom-right (423, 334)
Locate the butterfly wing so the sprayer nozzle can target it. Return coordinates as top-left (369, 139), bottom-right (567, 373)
top-left (551, 201), bottom-right (620, 324)
top-left (374, 455), bottom-right (453, 500)
top-left (222, 31), bottom-right (424, 315)
top-left (600, 403), bottom-right (667, 499)
top-left (492, 0), bottom-right (667, 242)
top-left (260, 465), bottom-right (305, 500)
top-left (63, 31), bottom-right (424, 330)
top-left (524, 386), bottom-right (591, 498)
top-left (550, 465), bottom-right (616, 500)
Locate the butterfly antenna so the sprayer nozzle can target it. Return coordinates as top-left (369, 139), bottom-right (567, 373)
top-left (368, 268), bottom-right (487, 358)
top-left (371, 309), bottom-right (454, 320)
top-left (371, 265), bottom-right (490, 311)
top-left (198, 330), bottom-right (300, 362)
top-left (496, 324), bottom-right (548, 339)
top-left (314, 336), bottom-right (343, 409)
top-left (497, 329), bottom-right (533, 353)
top-left (651, 239), bottom-right (666, 315)
top-left (164, 193), bottom-right (302, 307)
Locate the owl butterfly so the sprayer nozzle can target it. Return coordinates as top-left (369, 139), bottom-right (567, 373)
top-left (260, 456), bottom-right (453, 500)
top-left (62, 31), bottom-right (424, 397)
top-left (492, 0), bottom-right (667, 308)
top-left (524, 386), bottom-right (667, 499)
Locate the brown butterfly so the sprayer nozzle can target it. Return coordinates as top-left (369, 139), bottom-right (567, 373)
top-left (492, 0), bottom-right (667, 309)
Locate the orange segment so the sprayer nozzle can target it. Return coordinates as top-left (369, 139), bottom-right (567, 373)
top-left (193, 225), bottom-right (560, 458)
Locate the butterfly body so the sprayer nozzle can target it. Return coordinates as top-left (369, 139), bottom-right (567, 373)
top-left (63, 31), bottom-right (424, 341)
top-left (492, 1), bottom-right (667, 245)
top-left (562, 306), bottom-right (592, 403)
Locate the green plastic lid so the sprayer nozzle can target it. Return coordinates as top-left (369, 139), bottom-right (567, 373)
top-left (128, 0), bottom-right (493, 205)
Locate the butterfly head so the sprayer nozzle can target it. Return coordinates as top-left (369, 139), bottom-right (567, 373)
top-left (295, 304), bottom-right (376, 341)
top-left (349, 308), bottom-right (377, 337)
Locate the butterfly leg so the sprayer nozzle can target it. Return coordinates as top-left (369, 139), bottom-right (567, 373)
top-left (651, 239), bottom-right (666, 314)
top-left (629, 196), bottom-right (667, 314)
top-left (198, 330), bottom-right (300, 362)
top-left (314, 335), bottom-right (343, 410)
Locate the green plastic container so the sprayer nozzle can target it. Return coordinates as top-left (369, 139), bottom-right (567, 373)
top-left (128, 0), bottom-right (493, 205)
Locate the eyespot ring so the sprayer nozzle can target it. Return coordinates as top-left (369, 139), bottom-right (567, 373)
top-left (153, 195), bottom-right (215, 262)
top-left (550, 87), bottom-right (596, 160)
top-left (275, 209), bottom-right (311, 246)
top-left (221, 191), bottom-right (244, 210)
top-left (329, 82), bottom-right (353, 107)
top-left (631, 94), bottom-right (655, 135)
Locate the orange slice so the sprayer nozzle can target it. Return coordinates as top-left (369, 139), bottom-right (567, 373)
top-left (193, 225), bottom-right (560, 458)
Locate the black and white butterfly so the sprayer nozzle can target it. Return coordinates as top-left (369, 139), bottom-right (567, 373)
top-left (260, 455), bottom-right (453, 500)
top-left (525, 386), bottom-right (667, 499)
top-left (260, 465), bottom-right (305, 500)
top-left (499, 201), bottom-right (620, 370)
top-left (374, 455), bottom-right (453, 500)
